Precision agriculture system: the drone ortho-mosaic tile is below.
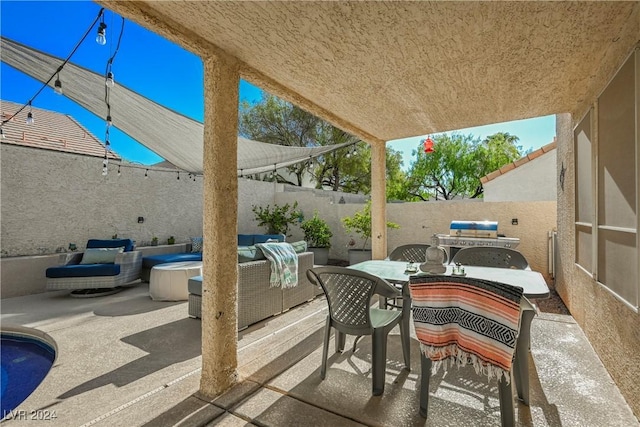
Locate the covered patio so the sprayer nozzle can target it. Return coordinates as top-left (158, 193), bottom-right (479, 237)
top-left (86, 0), bottom-right (639, 418)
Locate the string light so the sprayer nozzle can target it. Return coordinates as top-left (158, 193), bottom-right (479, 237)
top-left (54, 73), bottom-right (63, 95)
top-left (144, 169), bottom-right (149, 179)
top-left (117, 165), bottom-right (121, 176)
top-left (26, 102), bottom-right (34, 125)
top-left (177, 171), bottom-right (180, 180)
top-left (102, 157), bottom-right (109, 176)
top-left (100, 16), bottom-right (124, 176)
top-left (105, 71), bottom-right (115, 88)
top-left (2, 8), bottom-right (106, 135)
top-left (0, 127), bottom-right (5, 139)
top-left (96, 21), bottom-right (107, 45)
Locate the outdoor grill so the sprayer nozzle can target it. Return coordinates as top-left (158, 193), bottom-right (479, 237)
top-left (435, 221), bottom-right (520, 260)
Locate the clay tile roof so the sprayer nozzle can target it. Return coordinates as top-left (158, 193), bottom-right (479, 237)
top-left (480, 137), bottom-right (556, 184)
top-left (0, 100), bottom-right (120, 160)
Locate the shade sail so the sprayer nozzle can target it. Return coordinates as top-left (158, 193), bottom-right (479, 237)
top-left (1, 36), bottom-right (352, 175)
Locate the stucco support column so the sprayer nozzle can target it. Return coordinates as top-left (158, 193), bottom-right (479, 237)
top-left (370, 141), bottom-right (387, 259)
top-left (200, 55), bottom-right (240, 398)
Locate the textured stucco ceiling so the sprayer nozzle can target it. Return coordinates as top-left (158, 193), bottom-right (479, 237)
top-left (101, 1), bottom-right (639, 142)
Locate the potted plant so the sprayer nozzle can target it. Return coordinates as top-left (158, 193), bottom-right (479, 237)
top-left (341, 201), bottom-right (399, 265)
top-left (251, 201), bottom-right (303, 236)
top-left (167, 236), bottom-right (175, 245)
top-left (151, 236), bottom-right (158, 246)
top-left (300, 211), bottom-right (332, 265)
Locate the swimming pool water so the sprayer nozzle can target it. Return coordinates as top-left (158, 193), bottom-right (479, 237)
top-left (1, 333), bottom-right (56, 417)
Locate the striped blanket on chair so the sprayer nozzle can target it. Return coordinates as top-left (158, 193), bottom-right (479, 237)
top-left (409, 275), bottom-right (523, 382)
top-left (255, 242), bottom-right (298, 289)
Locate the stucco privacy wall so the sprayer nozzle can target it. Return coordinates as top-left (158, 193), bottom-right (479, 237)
top-left (484, 150), bottom-right (557, 202)
top-left (276, 191), bottom-right (556, 283)
top-left (0, 144), bottom-right (276, 257)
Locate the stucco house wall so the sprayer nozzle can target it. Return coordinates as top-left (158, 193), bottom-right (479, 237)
top-left (483, 149), bottom-right (557, 202)
top-left (555, 50), bottom-right (640, 416)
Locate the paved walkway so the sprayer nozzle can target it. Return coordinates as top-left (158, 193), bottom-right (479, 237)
top-left (1, 284), bottom-right (637, 426)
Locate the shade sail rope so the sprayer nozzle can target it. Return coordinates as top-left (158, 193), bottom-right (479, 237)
top-left (1, 36), bottom-right (353, 175)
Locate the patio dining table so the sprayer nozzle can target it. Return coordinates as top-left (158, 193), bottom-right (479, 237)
top-left (349, 259), bottom-right (550, 404)
top-left (349, 260), bottom-right (550, 299)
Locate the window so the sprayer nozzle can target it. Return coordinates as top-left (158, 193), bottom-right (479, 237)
top-left (574, 49), bottom-right (639, 309)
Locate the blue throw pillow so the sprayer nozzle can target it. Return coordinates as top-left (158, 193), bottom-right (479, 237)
top-left (191, 237), bottom-right (203, 253)
top-left (237, 234), bottom-right (255, 246)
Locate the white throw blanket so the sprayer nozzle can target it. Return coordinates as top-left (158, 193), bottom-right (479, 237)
top-left (255, 242), bottom-right (298, 288)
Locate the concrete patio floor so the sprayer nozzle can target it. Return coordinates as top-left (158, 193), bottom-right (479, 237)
top-left (1, 283), bottom-right (637, 426)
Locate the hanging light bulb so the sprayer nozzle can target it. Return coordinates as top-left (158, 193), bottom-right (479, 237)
top-left (102, 159), bottom-right (109, 176)
top-left (105, 72), bottom-right (115, 88)
top-left (117, 165), bottom-right (121, 176)
top-left (96, 22), bottom-right (107, 45)
top-left (144, 169), bottom-right (149, 179)
top-left (105, 139), bottom-right (110, 148)
top-left (0, 127), bottom-right (5, 139)
top-left (26, 112), bottom-right (34, 125)
top-left (177, 171), bottom-right (180, 180)
top-left (54, 74), bottom-right (63, 95)
top-left (106, 115), bottom-right (112, 127)
top-left (193, 175), bottom-right (196, 182)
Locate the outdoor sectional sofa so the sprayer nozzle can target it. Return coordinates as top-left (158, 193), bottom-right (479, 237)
top-left (187, 251), bottom-right (321, 329)
top-left (140, 234), bottom-right (285, 282)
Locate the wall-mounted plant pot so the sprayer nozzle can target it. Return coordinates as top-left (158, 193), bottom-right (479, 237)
top-left (348, 249), bottom-right (372, 265)
top-left (167, 237), bottom-right (175, 245)
top-left (309, 247), bottom-right (329, 265)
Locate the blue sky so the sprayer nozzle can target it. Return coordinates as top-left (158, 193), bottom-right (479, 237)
top-left (1, 1), bottom-right (555, 168)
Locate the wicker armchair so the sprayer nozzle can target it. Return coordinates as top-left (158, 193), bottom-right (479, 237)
top-left (46, 239), bottom-right (142, 294)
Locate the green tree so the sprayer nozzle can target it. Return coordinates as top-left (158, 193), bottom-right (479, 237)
top-left (240, 94), bottom-right (404, 195)
top-left (404, 132), bottom-right (523, 200)
top-left (239, 95), bottom-right (319, 186)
